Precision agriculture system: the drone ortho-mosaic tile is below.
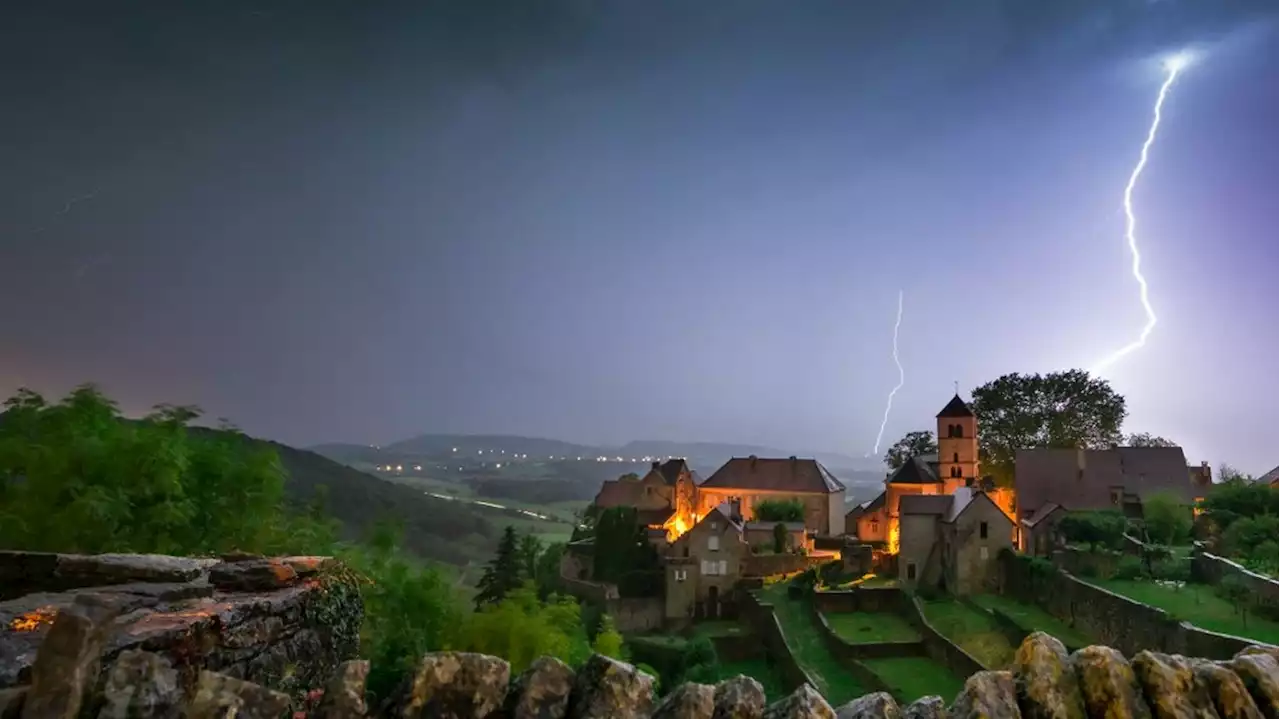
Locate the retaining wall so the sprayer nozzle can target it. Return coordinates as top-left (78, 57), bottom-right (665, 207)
top-left (812, 587), bottom-right (906, 614)
top-left (1191, 551), bottom-right (1279, 615)
top-left (743, 553), bottom-right (822, 578)
top-left (739, 592), bottom-right (817, 694)
top-left (901, 596), bottom-right (988, 676)
top-left (807, 609), bottom-right (894, 697)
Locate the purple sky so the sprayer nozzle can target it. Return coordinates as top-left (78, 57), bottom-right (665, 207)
top-left (2, 1), bottom-right (1276, 473)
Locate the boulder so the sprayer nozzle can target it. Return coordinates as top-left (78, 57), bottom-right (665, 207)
top-left (388, 651), bottom-right (511, 718)
top-left (20, 594), bottom-right (124, 719)
top-left (901, 696), bottom-right (944, 719)
top-left (207, 559), bottom-right (298, 592)
top-left (281, 556), bottom-right (334, 577)
top-left (567, 653), bottom-right (654, 719)
top-left (1227, 649), bottom-right (1277, 716)
top-left (1070, 646), bottom-right (1151, 719)
top-left (186, 669), bottom-right (291, 719)
top-left (762, 683), bottom-right (835, 719)
top-left (97, 650), bottom-right (183, 719)
top-left (948, 670), bottom-right (1020, 719)
top-left (0, 688), bottom-right (26, 719)
top-left (714, 674), bottom-right (766, 719)
top-left (1193, 661), bottom-right (1263, 719)
top-left (55, 554), bottom-right (212, 587)
top-left (835, 691), bottom-right (900, 719)
top-left (505, 656), bottom-right (575, 719)
top-left (313, 659), bottom-right (370, 719)
top-left (652, 682), bottom-right (715, 719)
top-left (1011, 632), bottom-right (1085, 719)
top-left (1130, 651), bottom-right (1218, 719)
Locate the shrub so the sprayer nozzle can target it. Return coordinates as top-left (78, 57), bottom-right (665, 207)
top-left (1059, 510), bottom-right (1127, 551)
top-left (1142, 493), bottom-right (1193, 546)
top-left (1114, 556), bottom-right (1145, 580)
top-left (756, 499), bottom-right (805, 523)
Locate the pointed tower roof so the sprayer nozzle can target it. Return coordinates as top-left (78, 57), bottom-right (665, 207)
top-left (937, 394), bottom-right (974, 418)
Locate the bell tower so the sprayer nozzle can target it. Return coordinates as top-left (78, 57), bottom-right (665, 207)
top-left (936, 393), bottom-right (979, 494)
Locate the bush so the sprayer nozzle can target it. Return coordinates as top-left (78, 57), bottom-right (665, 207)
top-left (755, 499), bottom-right (805, 523)
top-left (1059, 510), bottom-right (1127, 551)
top-left (1114, 556), bottom-right (1145, 580)
top-left (1142, 493), bottom-right (1193, 546)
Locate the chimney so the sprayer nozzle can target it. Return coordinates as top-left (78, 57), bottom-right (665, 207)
top-left (789, 455), bottom-right (797, 462)
top-left (729, 498), bottom-right (743, 522)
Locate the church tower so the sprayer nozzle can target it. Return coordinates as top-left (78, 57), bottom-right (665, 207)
top-left (936, 394), bottom-right (979, 494)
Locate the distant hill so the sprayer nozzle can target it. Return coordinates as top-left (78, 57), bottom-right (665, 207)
top-left (382, 434), bottom-right (599, 459)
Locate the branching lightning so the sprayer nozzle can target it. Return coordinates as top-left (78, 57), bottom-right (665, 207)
top-left (871, 290), bottom-right (905, 457)
top-left (1091, 54), bottom-right (1190, 374)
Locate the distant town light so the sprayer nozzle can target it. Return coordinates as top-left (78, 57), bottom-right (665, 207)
top-left (452, 447), bottom-right (457, 452)
top-left (395, 465), bottom-right (403, 471)
top-left (495, 463), bottom-right (502, 468)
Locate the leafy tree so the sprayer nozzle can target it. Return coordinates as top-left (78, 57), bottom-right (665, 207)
top-left (534, 542), bottom-right (566, 599)
top-left (755, 499), bottom-right (804, 523)
top-left (518, 533), bottom-right (544, 583)
top-left (592, 507), bottom-right (661, 595)
top-left (1126, 432), bottom-right (1178, 448)
top-left (1216, 465), bottom-right (1252, 485)
top-left (1221, 516), bottom-right (1279, 559)
top-left (475, 526), bottom-right (523, 609)
top-left (884, 430), bottom-right (938, 470)
top-left (459, 584), bottom-right (592, 673)
top-left (1217, 576), bottom-right (1252, 629)
top-left (1142, 492), bottom-right (1193, 546)
top-left (591, 614), bottom-right (625, 659)
top-left (969, 370), bottom-right (1126, 483)
top-left (1058, 510), bottom-right (1127, 551)
top-left (773, 523), bottom-right (789, 554)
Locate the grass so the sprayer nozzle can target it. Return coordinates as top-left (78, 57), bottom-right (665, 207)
top-left (1089, 578), bottom-right (1280, 645)
top-left (694, 620), bottom-right (751, 639)
top-left (970, 595), bottom-right (1093, 649)
top-left (919, 599), bottom-right (1015, 669)
top-left (863, 657), bottom-right (966, 703)
top-left (824, 612), bottom-right (921, 644)
top-left (759, 584), bottom-right (869, 706)
top-left (716, 658), bottom-right (788, 701)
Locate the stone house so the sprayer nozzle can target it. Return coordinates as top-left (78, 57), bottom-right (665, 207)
top-left (697, 456), bottom-right (846, 536)
top-left (665, 503), bottom-right (747, 621)
top-left (594, 459), bottom-right (700, 540)
top-left (898, 488), bottom-right (1014, 595)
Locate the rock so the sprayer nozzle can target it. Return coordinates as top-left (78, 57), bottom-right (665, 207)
top-left (97, 650), bottom-right (183, 719)
top-left (901, 696), bottom-right (944, 719)
top-left (281, 556), bottom-right (333, 577)
top-left (835, 691), bottom-right (900, 719)
top-left (506, 656), bottom-right (575, 719)
top-left (208, 559), bottom-right (298, 591)
top-left (948, 670), bottom-right (1020, 719)
top-left (186, 669), bottom-right (291, 719)
top-left (20, 594), bottom-right (124, 719)
top-left (1011, 632), bottom-right (1085, 719)
top-left (219, 551), bottom-right (264, 563)
top-left (313, 659), bottom-right (369, 718)
top-left (389, 651), bottom-right (511, 718)
top-left (1234, 646), bottom-right (1277, 662)
top-left (1070, 646), bottom-right (1151, 719)
top-left (0, 688), bottom-right (26, 719)
top-left (1194, 661), bottom-right (1263, 719)
top-left (567, 653), bottom-right (654, 719)
top-left (714, 674), bottom-right (766, 719)
top-left (652, 682), bottom-right (714, 719)
top-left (55, 554), bottom-right (211, 587)
top-left (1131, 651), bottom-right (1218, 719)
top-left (763, 683), bottom-right (835, 719)
top-left (1227, 649), bottom-right (1277, 717)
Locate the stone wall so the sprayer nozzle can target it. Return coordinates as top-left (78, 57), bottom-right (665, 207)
top-left (999, 551), bottom-right (1271, 660)
top-left (807, 609), bottom-right (896, 696)
top-left (1191, 550), bottom-right (1280, 615)
top-left (901, 595), bottom-right (988, 676)
top-left (812, 587), bottom-right (906, 614)
top-left (607, 597), bottom-right (665, 633)
top-left (741, 552), bottom-right (821, 578)
top-left (0, 550), bottom-right (361, 704)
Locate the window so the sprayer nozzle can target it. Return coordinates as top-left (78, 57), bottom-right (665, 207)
top-left (980, 546), bottom-right (989, 560)
top-left (718, 560), bottom-right (727, 575)
top-left (700, 560), bottom-right (710, 575)
top-left (980, 521), bottom-right (988, 539)
top-left (870, 520), bottom-right (879, 532)
top-left (950, 466), bottom-right (961, 478)
top-left (953, 452), bottom-right (959, 463)
top-left (708, 534), bottom-right (720, 551)
top-left (907, 562), bottom-right (917, 580)
top-left (675, 569), bottom-right (687, 582)
top-left (710, 521), bottom-right (718, 530)
top-left (1109, 487), bottom-right (1122, 505)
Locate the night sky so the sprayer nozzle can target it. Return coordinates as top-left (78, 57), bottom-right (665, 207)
top-left (3, 1), bottom-right (1276, 472)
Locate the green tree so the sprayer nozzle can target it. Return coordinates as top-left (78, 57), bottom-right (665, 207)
top-left (591, 614), bottom-right (625, 659)
top-left (518, 533), bottom-right (544, 583)
top-left (1217, 576), bottom-right (1252, 630)
top-left (969, 370), bottom-right (1126, 484)
top-left (1127, 432), bottom-right (1177, 448)
top-left (755, 499), bottom-right (805, 523)
top-left (1221, 516), bottom-right (1279, 559)
top-left (884, 430), bottom-right (938, 470)
top-left (534, 542), bottom-right (566, 599)
top-left (475, 526), bottom-right (523, 609)
top-left (772, 522), bottom-right (789, 554)
top-left (1142, 492), bottom-right (1192, 546)
top-left (459, 584), bottom-right (591, 672)
top-left (592, 507), bottom-right (661, 595)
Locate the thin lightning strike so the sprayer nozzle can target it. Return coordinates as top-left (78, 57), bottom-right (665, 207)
top-left (871, 290), bottom-right (905, 457)
top-left (1091, 53), bottom-right (1190, 374)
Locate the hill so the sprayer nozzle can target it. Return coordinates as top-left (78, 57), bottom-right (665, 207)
top-left (383, 433), bottom-right (598, 459)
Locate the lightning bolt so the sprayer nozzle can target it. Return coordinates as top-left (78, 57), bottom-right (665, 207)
top-left (1091, 58), bottom-right (1187, 374)
top-left (871, 290), bottom-right (905, 456)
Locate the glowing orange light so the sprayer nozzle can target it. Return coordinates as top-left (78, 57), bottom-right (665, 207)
top-left (8, 606), bottom-right (58, 632)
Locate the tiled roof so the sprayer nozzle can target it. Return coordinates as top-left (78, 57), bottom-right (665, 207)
top-left (899, 494), bottom-right (953, 516)
top-left (700, 457), bottom-right (845, 493)
top-left (1015, 446), bottom-right (1197, 514)
top-left (888, 456), bottom-right (940, 485)
top-left (594, 478), bottom-right (643, 508)
top-left (636, 507), bottom-right (675, 526)
top-left (937, 394), bottom-right (975, 418)
top-left (658, 458), bottom-right (691, 485)
top-left (1256, 467), bottom-right (1279, 486)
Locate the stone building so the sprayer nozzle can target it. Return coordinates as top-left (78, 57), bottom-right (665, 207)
top-left (664, 503), bottom-right (747, 621)
top-left (593, 459), bottom-right (700, 540)
top-left (697, 456), bottom-right (846, 536)
top-left (898, 488), bottom-right (1014, 595)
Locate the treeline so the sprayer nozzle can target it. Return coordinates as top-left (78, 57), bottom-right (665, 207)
top-left (0, 386), bottom-right (624, 702)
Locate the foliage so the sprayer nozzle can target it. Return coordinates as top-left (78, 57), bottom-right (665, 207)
top-left (1113, 556), bottom-right (1145, 580)
top-left (459, 584), bottom-right (592, 673)
top-left (773, 523), bottom-right (789, 554)
top-left (1126, 432), bottom-right (1177, 447)
top-left (475, 526), bottom-right (524, 609)
top-left (534, 542), bottom-right (566, 599)
top-left (518, 533), bottom-right (544, 584)
top-left (884, 430), bottom-right (938, 470)
top-left (1142, 492), bottom-right (1192, 546)
top-left (591, 614), bottom-right (625, 659)
top-left (1151, 558), bottom-right (1190, 586)
top-left (1241, 542), bottom-right (1278, 578)
top-left (1220, 516), bottom-right (1279, 560)
top-left (1215, 576), bottom-right (1252, 628)
top-left (1058, 510), bottom-right (1127, 551)
top-left (756, 499), bottom-right (805, 523)
top-left (969, 370), bottom-right (1126, 482)
top-left (1201, 480), bottom-right (1277, 534)
top-left (1216, 465), bottom-right (1252, 485)
top-left (592, 506), bottom-right (662, 596)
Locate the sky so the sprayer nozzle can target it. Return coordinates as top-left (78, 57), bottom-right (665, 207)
top-left (2, 0), bottom-right (1277, 472)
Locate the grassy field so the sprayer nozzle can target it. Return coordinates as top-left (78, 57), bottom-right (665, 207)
top-left (1089, 579), bottom-right (1279, 644)
top-left (758, 584), bottom-right (868, 706)
top-left (970, 594), bottom-right (1094, 649)
top-left (919, 599), bottom-right (1015, 669)
top-left (824, 612), bottom-right (920, 644)
top-left (863, 657), bottom-right (966, 703)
